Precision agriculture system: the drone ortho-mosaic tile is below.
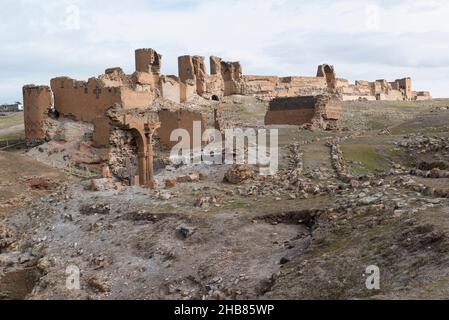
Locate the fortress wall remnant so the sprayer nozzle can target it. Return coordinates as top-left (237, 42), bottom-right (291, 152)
top-left (317, 64), bottom-right (337, 92)
top-left (192, 56), bottom-right (208, 95)
top-left (24, 47), bottom-right (432, 148)
top-left (160, 75), bottom-right (182, 103)
top-left (393, 78), bottom-right (412, 100)
top-left (23, 85), bottom-right (53, 142)
top-left (135, 48), bottom-right (162, 75)
top-left (178, 55), bottom-right (242, 99)
top-left (158, 109), bottom-right (206, 149)
top-left (50, 77), bottom-right (122, 122)
top-left (241, 76), bottom-right (328, 100)
top-left (413, 91), bottom-right (432, 101)
top-left (178, 55), bottom-right (196, 85)
top-left (178, 55), bottom-right (198, 102)
top-left (92, 116), bottom-right (112, 148)
top-left (265, 94), bottom-right (342, 129)
top-left (336, 76), bottom-right (417, 101)
top-left (120, 87), bottom-right (153, 110)
top-left (50, 76), bottom-right (154, 123)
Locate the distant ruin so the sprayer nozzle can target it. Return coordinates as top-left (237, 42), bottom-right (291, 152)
top-left (22, 48), bottom-right (432, 187)
top-left (0, 103), bottom-right (20, 113)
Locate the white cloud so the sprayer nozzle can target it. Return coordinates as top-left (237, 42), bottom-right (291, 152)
top-left (1, 0), bottom-right (449, 102)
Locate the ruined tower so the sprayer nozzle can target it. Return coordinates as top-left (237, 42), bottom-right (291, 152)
top-left (317, 64), bottom-right (337, 93)
top-left (23, 85), bottom-right (53, 144)
top-left (135, 48), bottom-right (162, 75)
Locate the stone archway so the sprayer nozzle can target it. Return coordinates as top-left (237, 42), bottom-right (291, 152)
top-left (121, 115), bottom-right (161, 189)
top-left (128, 127), bottom-right (147, 187)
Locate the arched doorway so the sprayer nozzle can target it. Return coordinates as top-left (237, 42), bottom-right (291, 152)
top-left (129, 128), bottom-right (147, 186)
top-left (120, 115), bottom-right (161, 189)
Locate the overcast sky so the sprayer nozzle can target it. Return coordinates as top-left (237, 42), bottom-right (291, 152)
top-left (1, 0), bottom-right (449, 103)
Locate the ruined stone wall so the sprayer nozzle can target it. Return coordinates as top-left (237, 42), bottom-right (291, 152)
top-left (92, 117), bottom-right (112, 148)
top-left (316, 64), bottom-right (337, 92)
top-left (23, 85), bottom-right (53, 143)
top-left (414, 91), bottom-right (432, 101)
top-left (135, 48), bottom-right (162, 75)
top-left (336, 77), bottom-right (414, 101)
top-left (50, 77), bottom-right (122, 122)
top-left (160, 76), bottom-right (182, 103)
top-left (265, 94), bottom-right (342, 128)
top-left (393, 78), bottom-right (412, 100)
top-left (177, 55), bottom-right (242, 99)
top-left (108, 128), bottom-right (139, 182)
top-left (241, 76), bottom-right (328, 100)
top-left (178, 56), bottom-right (198, 102)
top-left (50, 76), bottom-right (153, 122)
top-left (158, 109), bottom-right (206, 149)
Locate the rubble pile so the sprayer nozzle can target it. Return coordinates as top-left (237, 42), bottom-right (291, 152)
top-left (0, 223), bottom-right (16, 251)
top-left (397, 135), bottom-right (449, 155)
top-left (329, 141), bottom-right (355, 184)
top-left (223, 165), bottom-right (253, 184)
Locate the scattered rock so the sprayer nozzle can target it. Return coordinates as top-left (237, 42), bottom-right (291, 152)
top-left (90, 178), bottom-right (114, 192)
top-left (177, 225), bottom-right (196, 239)
top-left (177, 174), bottom-right (200, 183)
top-left (88, 277), bottom-right (111, 293)
top-left (224, 165), bottom-right (253, 184)
top-left (79, 204), bottom-right (111, 215)
top-left (165, 178), bottom-right (177, 188)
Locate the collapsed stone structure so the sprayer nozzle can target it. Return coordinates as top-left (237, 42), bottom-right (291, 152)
top-left (265, 95), bottom-right (342, 129)
top-left (22, 48), bottom-right (432, 187)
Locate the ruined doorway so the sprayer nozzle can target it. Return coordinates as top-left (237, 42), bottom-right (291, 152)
top-left (129, 128), bottom-right (147, 186)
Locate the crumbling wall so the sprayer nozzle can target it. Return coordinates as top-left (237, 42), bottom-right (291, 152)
top-left (92, 117), bottom-right (112, 148)
top-left (392, 78), bottom-right (412, 100)
top-left (23, 85), bottom-right (53, 143)
top-left (242, 76), bottom-right (328, 100)
top-left (160, 76), bottom-right (182, 103)
top-left (178, 55), bottom-right (241, 99)
top-left (158, 109), bottom-right (206, 149)
top-left (192, 56), bottom-right (207, 95)
top-left (414, 91), bottom-right (432, 101)
top-left (221, 61), bottom-right (242, 96)
top-left (99, 68), bottom-right (131, 87)
top-left (265, 94), bottom-right (342, 129)
top-left (50, 77), bottom-right (121, 122)
top-left (178, 56), bottom-right (198, 102)
top-left (50, 77), bottom-right (153, 122)
top-left (336, 77), bottom-right (415, 101)
top-left (317, 64), bottom-right (337, 92)
top-left (135, 48), bottom-right (162, 75)
top-left (108, 128), bottom-right (139, 182)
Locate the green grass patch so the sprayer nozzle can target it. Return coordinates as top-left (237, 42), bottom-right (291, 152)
top-left (0, 112), bottom-right (24, 130)
top-left (0, 131), bottom-right (25, 142)
top-left (341, 143), bottom-right (388, 174)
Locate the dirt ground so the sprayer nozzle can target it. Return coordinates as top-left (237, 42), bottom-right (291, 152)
top-left (1, 99), bottom-right (449, 300)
